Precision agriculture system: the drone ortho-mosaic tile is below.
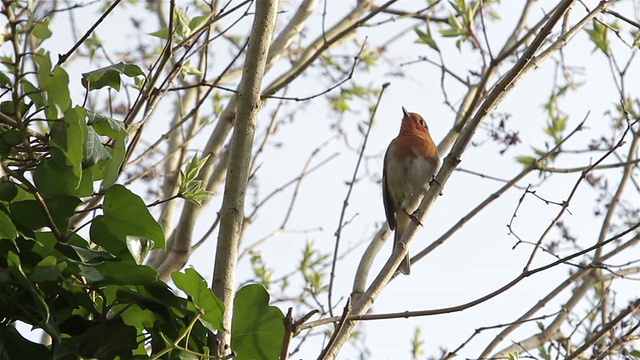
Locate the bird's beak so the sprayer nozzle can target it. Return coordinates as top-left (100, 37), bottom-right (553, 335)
top-left (402, 106), bottom-right (410, 118)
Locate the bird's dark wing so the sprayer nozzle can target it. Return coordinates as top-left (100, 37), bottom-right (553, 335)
top-left (382, 147), bottom-right (396, 230)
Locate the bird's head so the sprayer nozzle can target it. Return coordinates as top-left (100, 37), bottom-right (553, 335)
top-left (400, 106), bottom-right (430, 135)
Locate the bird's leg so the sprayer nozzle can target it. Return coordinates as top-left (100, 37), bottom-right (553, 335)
top-left (403, 209), bottom-right (423, 227)
top-left (428, 175), bottom-right (441, 187)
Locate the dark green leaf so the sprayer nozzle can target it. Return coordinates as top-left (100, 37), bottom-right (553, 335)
top-left (6, 251), bottom-right (52, 326)
top-left (90, 185), bottom-right (165, 255)
top-left (22, 80), bottom-right (44, 108)
top-left (77, 264), bottom-right (105, 282)
top-left (10, 196), bottom-right (80, 234)
top-left (0, 72), bottom-right (10, 87)
top-left (0, 210), bottom-right (17, 239)
top-left (45, 196), bottom-right (82, 234)
top-left (0, 100), bottom-right (29, 117)
top-left (83, 126), bottom-right (112, 168)
top-left (82, 62), bottom-right (145, 91)
top-left (10, 200), bottom-right (47, 231)
top-left (63, 243), bottom-right (114, 263)
top-left (29, 255), bottom-right (67, 282)
top-left (94, 261), bottom-right (158, 285)
top-left (0, 179), bottom-right (18, 201)
top-left (86, 109), bottom-right (126, 138)
top-left (34, 158), bottom-right (92, 198)
top-left (115, 281), bottom-right (183, 313)
top-left (55, 318), bottom-right (137, 359)
top-left (170, 350), bottom-right (199, 360)
top-left (0, 129), bottom-right (21, 159)
top-left (123, 64), bottom-right (144, 77)
top-left (231, 284), bottom-right (284, 360)
top-left (0, 325), bottom-right (51, 360)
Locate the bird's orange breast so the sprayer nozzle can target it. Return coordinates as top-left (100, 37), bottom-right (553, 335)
top-left (390, 134), bottom-right (439, 169)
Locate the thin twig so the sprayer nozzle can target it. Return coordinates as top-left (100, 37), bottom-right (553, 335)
top-left (327, 82), bottom-right (389, 317)
top-left (56, 0), bottom-right (122, 66)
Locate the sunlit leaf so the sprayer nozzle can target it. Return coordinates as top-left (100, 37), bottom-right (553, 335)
top-left (82, 62), bottom-right (145, 91)
top-left (231, 284), bottom-right (284, 360)
top-left (172, 268), bottom-right (225, 331)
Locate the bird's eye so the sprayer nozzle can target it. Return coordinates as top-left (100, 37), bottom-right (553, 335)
top-left (419, 119), bottom-right (427, 128)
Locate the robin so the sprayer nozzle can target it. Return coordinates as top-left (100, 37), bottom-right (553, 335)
top-left (382, 107), bottom-right (440, 274)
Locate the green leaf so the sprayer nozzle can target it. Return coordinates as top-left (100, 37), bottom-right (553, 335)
top-left (0, 326), bottom-right (50, 360)
top-left (6, 251), bottom-right (52, 326)
top-left (34, 158), bottom-right (93, 198)
top-left (83, 126), bottom-right (112, 168)
top-left (22, 80), bottom-right (44, 108)
top-left (120, 303), bottom-right (157, 330)
top-left (55, 318), bottom-right (137, 359)
top-left (32, 19), bottom-right (52, 41)
top-left (174, 7), bottom-right (191, 38)
top-left (10, 196), bottom-right (80, 234)
top-left (123, 63), bottom-right (145, 77)
top-left (585, 19), bottom-right (609, 55)
top-left (90, 185), bottom-right (165, 256)
top-left (29, 255), bottom-right (67, 282)
top-left (149, 28), bottom-right (169, 39)
top-left (516, 156), bottom-right (535, 168)
top-left (0, 72), bottom-right (10, 87)
top-left (116, 281), bottom-right (183, 313)
top-left (0, 100), bottom-right (29, 118)
top-left (81, 62), bottom-right (145, 91)
top-left (0, 129), bottom-right (21, 159)
top-left (86, 109), bottom-right (126, 138)
top-left (9, 200), bottom-right (47, 231)
top-left (172, 268), bottom-right (224, 331)
top-left (180, 61), bottom-right (203, 77)
top-left (231, 284), bottom-right (284, 360)
top-left (0, 179), bottom-right (18, 201)
top-left (189, 14), bottom-right (212, 32)
top-left (101, 129), bottom-right (127, 189)
top-left (0, 210), bottom-right (17, 239)
top-left (33, 51), bottom-right (71, 119)
top-left (169, 350), bottom-right (199, 360)
top-left (50, 106), bottom-right (87, 180)
top-left (94, 261), bottom-right (158, 285)
top-left (179, 153), bottom-right (213, 206)
top-left (414, 26), bottom-right (439, 51)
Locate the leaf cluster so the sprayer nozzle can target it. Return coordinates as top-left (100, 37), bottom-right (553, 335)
top-left (0, 3), bottom-right (283, 359)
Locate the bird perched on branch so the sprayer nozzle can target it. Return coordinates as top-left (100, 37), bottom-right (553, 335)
top-left (382, 107), bottom-right (440, 275)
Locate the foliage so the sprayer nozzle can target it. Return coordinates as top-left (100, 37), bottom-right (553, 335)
top-left (0, 2), bottom-right (281, 358)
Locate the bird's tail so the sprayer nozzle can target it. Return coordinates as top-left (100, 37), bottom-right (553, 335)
top-left (394, 212), bottom-right (411, 275)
